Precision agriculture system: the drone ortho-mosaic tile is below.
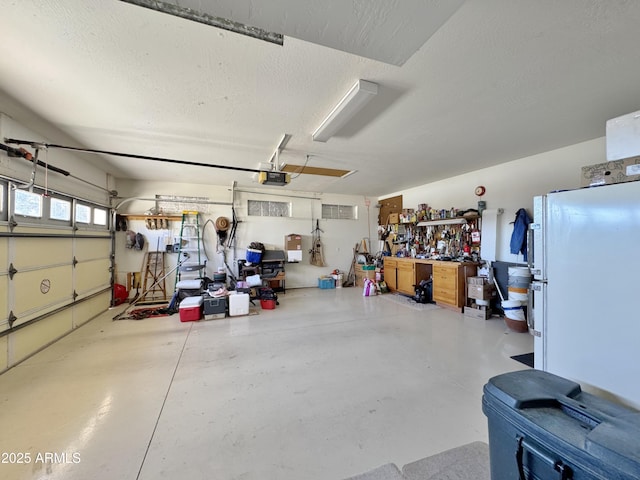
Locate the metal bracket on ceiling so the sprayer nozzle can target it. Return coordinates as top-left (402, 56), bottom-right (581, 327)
top-left (269, 134), bottom-right (292, 171)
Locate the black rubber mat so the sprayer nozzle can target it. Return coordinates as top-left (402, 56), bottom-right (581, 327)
top-left (510, 352), bottom-right (534, 368)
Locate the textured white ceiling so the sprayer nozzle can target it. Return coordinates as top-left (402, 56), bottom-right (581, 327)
top-left (2, 0), bottom-right (640, 197)
top-left (158, 0), bottom-right (465, 66)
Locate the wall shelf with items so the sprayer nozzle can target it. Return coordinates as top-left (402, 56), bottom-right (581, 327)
top-left (121, 215), bottom-right (182, 220)
top-left (120, 214), bottom-right (182, 230)
top-left (396, 214), bottom-right (482, 259)
top-left (416, 218), bottom-right (469, 227)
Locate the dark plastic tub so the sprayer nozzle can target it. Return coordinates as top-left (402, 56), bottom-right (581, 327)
top-left (482, 369), bottom-right (640, 480)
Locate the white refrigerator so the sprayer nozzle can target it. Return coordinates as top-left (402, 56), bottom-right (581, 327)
top-left (529, 180), bottom-right (640, 409)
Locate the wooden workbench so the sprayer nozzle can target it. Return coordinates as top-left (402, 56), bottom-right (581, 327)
top-left (383, 257), bottom-right (478, 310)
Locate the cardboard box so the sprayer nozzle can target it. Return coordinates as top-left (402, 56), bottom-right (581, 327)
top-left (467, 284), bottom-right (495, 300)
top-left (467, 276), bottom-right (486, 286)
top-left (287, 250), bottom-right (303, 262)
top-left (355, 265), bottom-right (377, 287)
top-left (387, 213), bottom-right (399, 224)
top-left (580, 157), bottom-right (640, 187)
top-left (464, 306), bottom-right (492, 320)
top-left (285, 234), bottom-right (302, 251)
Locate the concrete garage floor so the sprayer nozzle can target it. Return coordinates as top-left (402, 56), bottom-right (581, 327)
top-left (0, 287), bottom-right (531, 480)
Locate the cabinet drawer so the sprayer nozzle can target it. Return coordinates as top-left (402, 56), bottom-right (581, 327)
top-left (397, 261), bottom-right (414, 272)
top-left (384, 258), bottom-right (398, 268)
top-left (433, 264), bottom-right (460, 273)
top-left (434, 274), bottom-right (457, 288)
top-left (433, 288), bottom-right (456, 304)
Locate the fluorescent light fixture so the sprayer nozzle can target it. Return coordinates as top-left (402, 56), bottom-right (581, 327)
top-left (312, 80), bottom-right (378, 142)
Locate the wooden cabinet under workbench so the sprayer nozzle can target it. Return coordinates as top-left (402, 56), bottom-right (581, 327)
top-left (431, 262), bottom-right (477, 309)
top-left (384, 258), bottom-right (398, 291)
top-left (383, 257), bottom-right (477, 310)
top-left (396, 259), bottom-right (415, 295)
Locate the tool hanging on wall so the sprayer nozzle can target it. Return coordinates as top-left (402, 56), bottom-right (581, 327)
top-left (309, 219), bottom-right (325, 267)
top-left (215, 216), bottom-right (230, 246)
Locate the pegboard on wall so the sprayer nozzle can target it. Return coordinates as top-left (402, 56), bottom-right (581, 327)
top-left (378, 195), bottom-right (403, 225)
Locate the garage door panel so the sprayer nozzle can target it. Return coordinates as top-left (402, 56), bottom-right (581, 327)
top-left (0, 336), bottom-right (7, 372)
top-left (11, 310), bottom-right (72, 365)
top-left (12, 226), bottom-right (69, 235)
top-left (74, 291), bottom-right (110, 328)
top-left (13, 265), bottom-right (73, 317)
top-left (0, 238), bottom-right (7, 272)
top-left (0, 276), bottom-right (8, 332)
top-left (75, 238), bottom-right (111, 260)
top-left (76, 259), bottom-right (111, 294)
top-left (15, 238), bottom-right (71, 267)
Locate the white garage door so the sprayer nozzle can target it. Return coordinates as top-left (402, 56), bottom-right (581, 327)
top-left (0, 183), bottom-right (112, 368)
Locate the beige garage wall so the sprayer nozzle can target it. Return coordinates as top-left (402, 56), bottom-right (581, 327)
top-left (115, 180), bottom-right (373, 289)
top-left (381, 137), bottom-right (605, 262)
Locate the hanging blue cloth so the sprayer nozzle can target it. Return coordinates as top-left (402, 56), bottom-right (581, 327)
top-left (510, 208), bottom-right (532, 261)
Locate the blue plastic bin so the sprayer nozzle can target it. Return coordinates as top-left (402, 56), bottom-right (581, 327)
top-left (246, 248), bottom-right (262, 264)
top-left (318, 277), bottom-right (335, 289)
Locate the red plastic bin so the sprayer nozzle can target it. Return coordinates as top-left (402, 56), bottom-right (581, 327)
top-left (260, 299), bottom-right (276, 310)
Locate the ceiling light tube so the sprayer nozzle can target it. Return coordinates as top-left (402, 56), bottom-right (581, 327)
top-left (312, 80), bottom-right (378, 142)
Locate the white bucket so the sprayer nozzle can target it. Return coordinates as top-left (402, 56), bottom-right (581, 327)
top-left (508, 266), bottom-right (532, 303)
top-left (502, 300), bottom-right (525, 321)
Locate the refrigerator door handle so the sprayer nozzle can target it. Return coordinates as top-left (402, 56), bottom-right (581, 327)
top-left (531, 195), bottom-right (545, 279)
top-left (528, 223), bottom-right (542, 276)
top-left (529, 281), bottom-right (543, 337)
top-left (527, 226), bottom-right (534, 271)
top-left (527, 284), bottom-right (534, 333)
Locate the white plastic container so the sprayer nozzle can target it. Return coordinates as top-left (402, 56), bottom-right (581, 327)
top-left (507, 267), bottom-right (531, 303)
top-left (502, 299), bottom-right (525, 320)
top-left (228, 292), bottom-right (250, 316)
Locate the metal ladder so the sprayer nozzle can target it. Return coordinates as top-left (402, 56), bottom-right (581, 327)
top-left (174, 211), bottom-right (206, 290)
